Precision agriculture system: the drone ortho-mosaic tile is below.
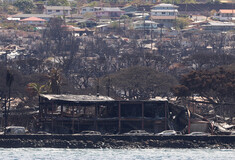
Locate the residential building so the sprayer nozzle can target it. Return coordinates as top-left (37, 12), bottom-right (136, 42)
top-left (151, 3), bottom-right (178, 28)
top-left (80, 6), bottom-right (96, 15)
top-left (20, 17), bottom-right (46, 25)
top-left (132, 20), bottom-right (158, 30)
top-left (43, 6), bottom-right (72, 16)
top-left (95, 7), bottom-right (125, 19)
top-left (202, 21), bottom-right (235, 31)
top-left (214, 9), bottom-right (235, 21)
top-left (11, 14), bottom-right (53, 21)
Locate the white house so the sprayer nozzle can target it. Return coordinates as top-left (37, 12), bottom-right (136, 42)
top-left (80, 6), bottom-right (95, 15)
top-left (151, 3), bottom-right (178, 28)
top-left (133, 20), bottom-right (158, 30)
top-left (43, 6), bottom-right (72, 16)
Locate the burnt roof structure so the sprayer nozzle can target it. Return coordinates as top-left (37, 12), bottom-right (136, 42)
top-left (40, 94), bottom-right (115, 104)
top-left (38, 94), bottom-right (187, 134)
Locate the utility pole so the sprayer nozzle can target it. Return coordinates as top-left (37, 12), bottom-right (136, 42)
top-left (143, 8), bottom-right (146, 39)
top-left (106, 77), bottom-right (110, 97)
top-left (4, 95), bottom-right (7, 135)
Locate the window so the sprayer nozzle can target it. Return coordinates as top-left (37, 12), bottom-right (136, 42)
top-left (56, 10), bottom-right (60, 12)
top-left (162, 12), bottom-right (165, 15)
top-left (48, 10), bottom-right (52, 12)
top-left (83, 9), bottom-right (86, 11)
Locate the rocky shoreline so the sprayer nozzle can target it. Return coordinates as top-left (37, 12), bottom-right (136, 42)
top-left (0, 135), bottom-right (234, 149)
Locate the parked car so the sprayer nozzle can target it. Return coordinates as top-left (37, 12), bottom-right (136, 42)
top-left (79, 130), bottom-right (101, 135)
top-left (186, 132), bottom-right (210, 136)
top-left (123, 130), bottom-right (153, 136)
top-left (5, 126), bottom-right (26, 135)
top-left (37, 131), bottom-right (51, 135)
top-left (230, 131), bottom-right (235, 135)
top-left (156, 130), bottom-right (177, 136)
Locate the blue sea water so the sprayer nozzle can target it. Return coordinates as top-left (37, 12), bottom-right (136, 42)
top-left (0, 148), bottom-right (234, 160)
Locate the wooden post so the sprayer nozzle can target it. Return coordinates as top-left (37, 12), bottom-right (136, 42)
top-left (72, 105), bottom-right (75, 134)
top-left (77, 119), bottom-right (80, 133)
top-left (51, 102), bottom-right (54, 133)
top-left (142, 102), bottom-right (144, 130)
top-left (164, 102), bottom-right (168, 130)
top-left (77, 106), bottom-right (80, 133)
top-left (118, 101), bottom-right (121, 133)
top-left (61, 105), bottom-right (63, 117)
top-left (94, 104), bottom-right (98, 130)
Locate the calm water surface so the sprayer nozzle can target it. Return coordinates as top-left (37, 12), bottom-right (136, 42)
top-left (0, 148), bottom-right (234, 160)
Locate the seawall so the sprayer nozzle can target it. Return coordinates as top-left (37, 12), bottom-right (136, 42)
top-left (0, 135), bottom-right (234, 149)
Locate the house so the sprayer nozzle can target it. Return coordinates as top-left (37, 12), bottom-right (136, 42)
top-left (73, 28), bottom-right (94, 36)
top-left (80, 6), bottom-right (96, 15)
top-left (43, 6), bottom-right (72, 16)
top-left (214, 9), bottom-right (235, 21)
top-left (20, 17), bottom-right (46, 25)
top-left (132, 20), bottom-right (158, 31)
top-left (95, 7), bottom-right (125, 19)
top-left (202, 21), bottom-right (235, 31)
top-left (151, 3), bottom-right (178, 28)
top-left (11, 14), bottom-right (53, 21)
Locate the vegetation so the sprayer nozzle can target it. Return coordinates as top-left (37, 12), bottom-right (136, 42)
top-left (175, 17), bottom-right (190, 29)
top-left (172, 67), bottom-right (235, 104)
top-left (47, 0), bottom-right (69, 6)
top-left (13, 0), bottom-right (35, 13)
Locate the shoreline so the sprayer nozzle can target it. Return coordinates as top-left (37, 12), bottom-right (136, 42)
top-left (0, 135), bottom-right (234, 149)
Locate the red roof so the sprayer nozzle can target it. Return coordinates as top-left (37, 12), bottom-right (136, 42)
top-left (219, 9), bottom-right (235, 14)
top-left (20, 17), bottom-right (46, 22)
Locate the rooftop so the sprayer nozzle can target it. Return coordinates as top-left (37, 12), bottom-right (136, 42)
top-left (40, 94), bottom-right (115, 103)
top-left (205, 21), bottom-right (235, 26)
top-left (20, 17), bottom-right (46, 22)
top-left (219, 9), bottom-right (235, 14)
top-left (151, 9), bottom-right (178, 12)
top-left (152, 3), bottom-right (179, 8)
top-left (12, 14), bottom-right (53, 18)
top-left (44, 6), bottom-right (72, 10)
top-left (101, 7), bottom-right (123, 12)
top-left (151, 16), bottom-right (176, 20)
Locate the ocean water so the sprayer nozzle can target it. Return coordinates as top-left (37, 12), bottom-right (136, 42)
top-left (0, 148), bottom-right (234, 160)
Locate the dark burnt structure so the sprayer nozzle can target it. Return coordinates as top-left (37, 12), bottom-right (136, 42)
top-left (38, 94), bottom-right (187, 134)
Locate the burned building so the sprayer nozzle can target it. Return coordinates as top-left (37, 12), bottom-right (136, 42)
top-left (38, 94), bottom-right (188, 134)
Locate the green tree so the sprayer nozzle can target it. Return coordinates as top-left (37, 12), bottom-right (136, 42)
top-left (175, 17), bottom-right (190, 29)
top-left (47, 0), bottom-right (69, 6)
top-left (27, 83), bottom-right (47, 97)
top-left (13, 0), bottom-right (35, 13)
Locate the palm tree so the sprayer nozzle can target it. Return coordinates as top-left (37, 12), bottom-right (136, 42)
top-left (27, 83), bottom-right (47, 96)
